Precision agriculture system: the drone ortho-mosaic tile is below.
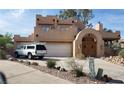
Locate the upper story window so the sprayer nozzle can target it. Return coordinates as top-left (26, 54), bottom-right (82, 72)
top-left (59, 25), bottom-right (69, 31)
top-left (41, 25), bottom-right (51, 32)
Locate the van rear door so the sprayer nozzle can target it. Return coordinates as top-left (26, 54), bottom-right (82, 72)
top-left (36, 45), bottom-right (46, 54)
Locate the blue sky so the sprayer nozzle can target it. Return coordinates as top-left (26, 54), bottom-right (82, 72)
top-left (0, 9), bottom-right (124, 38)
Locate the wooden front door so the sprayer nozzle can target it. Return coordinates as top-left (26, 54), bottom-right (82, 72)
top-left (82, 34), bottom-right (96, 57)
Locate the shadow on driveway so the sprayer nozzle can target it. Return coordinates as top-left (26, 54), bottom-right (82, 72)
top-left (108, 79), bottom-right (124, 84)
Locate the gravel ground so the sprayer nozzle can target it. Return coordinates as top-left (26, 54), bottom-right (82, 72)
top-left (13, 60), bottom-right (105, 84)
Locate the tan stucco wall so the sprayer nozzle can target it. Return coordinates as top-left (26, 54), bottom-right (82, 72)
top-left (33, 25), bottom-right (78, 42)
top-left (14, 33), bottom-right (34, 48)
top-left (73, 29), bottom-right (104, 58)
top-left (36, 15), bottom-right (85, 29)
top-left (101, 31), bottom-right (120, 40)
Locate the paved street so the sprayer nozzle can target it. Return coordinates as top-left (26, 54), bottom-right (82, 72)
top-left (0, 60), bottom-right (72, 84)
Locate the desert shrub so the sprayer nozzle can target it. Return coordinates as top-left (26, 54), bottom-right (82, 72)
top-left (112, 42), bottom-right (121, 55)
top-left (76, 53), bottom-right (85, 60)
top-left (0, 49), bottom-right (6, 59)
top-left (67, 58), bottom-right (77, 70)
top-left (31, 62), bottom-right (39, 66)
top-left (119, 49), bottom-right (124, 58)
top-left (46, 59), bottom-right (56, 69)
top-left (74, 68), bottom-right (84, 77)
top-left (67, 58), bottom-right (84, 77)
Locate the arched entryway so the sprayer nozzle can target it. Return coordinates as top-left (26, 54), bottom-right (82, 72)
top-left (82, 33), bottom-right (97, 57)
top-left (73, 29), bottom-right (104, 58)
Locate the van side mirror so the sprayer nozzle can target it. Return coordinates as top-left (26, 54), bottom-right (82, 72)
top-left (0, 72), bottom-right (7, 84)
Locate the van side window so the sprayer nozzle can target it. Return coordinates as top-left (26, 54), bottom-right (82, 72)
top-left (23, 46), bottom-right (26, 49)
top-left (21, 46), bottom-right (24, 49)
top-left (27, 46), bottom-right (35, 49)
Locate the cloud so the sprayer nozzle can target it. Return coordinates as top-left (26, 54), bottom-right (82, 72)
top-left (9, 9), bottom-right (25, 19)
top-left (0, 19), bottom-right (10, 28)
top-left (41, 10), bottom-right (48, 16)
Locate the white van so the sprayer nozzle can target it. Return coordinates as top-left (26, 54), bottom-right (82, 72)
top-left (14, 43), bottom-right (47, 59)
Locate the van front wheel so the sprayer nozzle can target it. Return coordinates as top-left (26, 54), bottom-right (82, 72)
top-left (28, 53), bottom-right (32, 59)
top-left (15, 52), bottom-right (19, 58)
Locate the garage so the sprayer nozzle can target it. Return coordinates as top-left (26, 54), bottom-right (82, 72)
top-left (45, 43), bottom-right (72, 57)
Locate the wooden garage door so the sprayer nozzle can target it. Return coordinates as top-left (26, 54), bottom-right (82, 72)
top-left (45, 43), bottom-right (72, 57)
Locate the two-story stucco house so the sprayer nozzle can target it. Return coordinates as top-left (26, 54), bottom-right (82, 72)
top-left (14, 15), bottom-right (120, 58)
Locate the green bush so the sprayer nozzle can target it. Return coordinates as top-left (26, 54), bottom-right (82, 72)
top-left (0, 49), bottom-right (6, 59)
top-left (46, 59), bottom-right (56, 69)
top-left (74, 68), bottom-right (84, 77)
top-left (6, 43), bottom-right (14, 49)
top-left (119, 49), bottom-right (124, 58)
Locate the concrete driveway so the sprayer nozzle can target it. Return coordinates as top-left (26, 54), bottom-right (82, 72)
top-left (85, 58), bottom-right (124, 81)
top-left (0, 60), bottom-right (72, 84)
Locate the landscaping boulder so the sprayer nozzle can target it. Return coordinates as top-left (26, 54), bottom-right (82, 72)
top-left (8, 57), bottom-right (17, 61)
top-left (104, 56), bottom-right (124, 65)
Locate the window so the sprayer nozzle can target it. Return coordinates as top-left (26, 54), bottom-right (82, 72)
top-left (27, 46), bottom-right (35, 49)
top-left (41, 25), bottom-right (51, 31)
top-left (59, 25), bottom-right (69, 31)
top-left (36, 45), bottom-right (46, 50)
top-left (23, 46), bottom-right (26, 49)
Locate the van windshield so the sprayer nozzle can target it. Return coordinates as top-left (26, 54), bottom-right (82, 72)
top-left (36, 45), bottom-right (46, 50)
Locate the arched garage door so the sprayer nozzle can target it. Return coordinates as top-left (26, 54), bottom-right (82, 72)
top-left (45, 43), bottom-right (72, 57)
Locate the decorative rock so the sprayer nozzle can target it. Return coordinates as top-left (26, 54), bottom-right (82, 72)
top-left (56, 66), bottom-right (61, 70)
top-left (110, 56), bottom-right (112, 59)
top-left (8, 57), bottom-right (13, 61)
top-left (6, 55), bottom-right (12, 59)
top-left (31, 62), bottom-right (39, 66)
top-left (18, 59), bottom-right (24, 62)
top-left (103, 56), bottom-right (124, 66)
top-left (60, 68), bottom-right (67, 72)
top-left (25, 61), bottom-right (31, 65)
top-left (8, 57), bottom-right (17, 61)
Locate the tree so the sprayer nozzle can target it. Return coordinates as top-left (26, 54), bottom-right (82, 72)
top-left (0, 32), bottom-right (13, 49)
top-left (0, 34), bottom-right (3, 37)
top-left (59, 9), bottom-right (77, 19)
top-left (4, 32), bottom-right (13, 44)
top-left (112, 42), bottom-right (121, 55)
top-left (103, 28), bottom-right (113, 32)
top-left (58, 9), bottom-right (94, 26)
